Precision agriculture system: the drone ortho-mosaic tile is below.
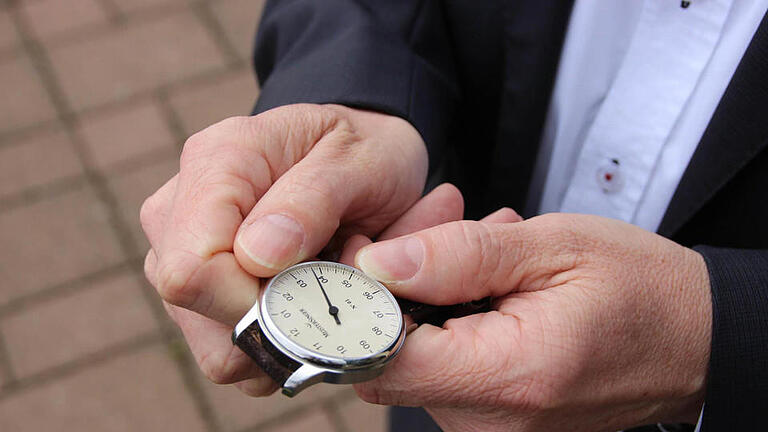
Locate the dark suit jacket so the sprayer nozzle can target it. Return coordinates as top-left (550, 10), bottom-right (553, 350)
top-left (251, 1), bottom-right (768, 430)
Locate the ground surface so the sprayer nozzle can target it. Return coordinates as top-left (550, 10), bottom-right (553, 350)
top-left (0, 0), bottom-right (388, 430)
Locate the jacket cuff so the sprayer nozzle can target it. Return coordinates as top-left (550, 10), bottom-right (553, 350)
top-left (252, 28), bottom-right (457, 172)
top-left (693, 246), bottom-right (768, 431)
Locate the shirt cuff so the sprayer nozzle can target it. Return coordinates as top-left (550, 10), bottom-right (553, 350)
top-left (693, 403), bottom-right (705, 432)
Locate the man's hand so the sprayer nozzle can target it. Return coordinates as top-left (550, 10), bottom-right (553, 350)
top-left (140, 104), bottom-right (429, 395)
top-left (351, 213), bottom-right (712, 432)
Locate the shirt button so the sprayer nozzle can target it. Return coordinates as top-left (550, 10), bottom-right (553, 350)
top-left (596, 158), bottom-right (623, 193)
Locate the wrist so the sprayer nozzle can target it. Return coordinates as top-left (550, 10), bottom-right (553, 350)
top-left (664, 247), bottom-right (712, 423)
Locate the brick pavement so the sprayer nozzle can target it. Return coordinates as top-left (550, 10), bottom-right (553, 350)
top-left (0, 1), bottom-right (388, 431)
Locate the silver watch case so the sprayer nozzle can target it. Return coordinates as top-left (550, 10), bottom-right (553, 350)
top-left (233, 261), bottom-right (407, 397)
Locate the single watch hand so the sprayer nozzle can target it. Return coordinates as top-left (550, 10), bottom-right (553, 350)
top-left (311, 268), bottom-right (341, 325)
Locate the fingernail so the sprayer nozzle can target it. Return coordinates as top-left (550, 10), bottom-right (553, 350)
top-left (357, 237), bottom-right (424, 282)
top-left (239, 214), bottom-right (305, 269)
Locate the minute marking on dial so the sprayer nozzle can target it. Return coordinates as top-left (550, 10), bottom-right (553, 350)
top-left (311, 267), bottom-right (341, 325)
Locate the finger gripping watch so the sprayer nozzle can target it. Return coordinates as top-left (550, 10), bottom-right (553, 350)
top-left (232, 261), bottom-right (490, 397)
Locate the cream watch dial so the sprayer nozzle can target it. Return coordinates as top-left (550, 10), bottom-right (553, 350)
top-left (262, 261), bottom-right (403, 360)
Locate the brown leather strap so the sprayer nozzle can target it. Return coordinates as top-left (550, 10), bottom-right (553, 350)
top-left (398, 297), bottom-right (492, 327)
top-left (233, 321), bottom-right (301, 385)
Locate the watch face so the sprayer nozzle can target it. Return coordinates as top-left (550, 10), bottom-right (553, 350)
top-left (261, 261), bottom-right (403, 362)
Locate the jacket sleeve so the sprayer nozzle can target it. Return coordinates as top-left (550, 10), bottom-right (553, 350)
top-left (251, 0), bottom-right (460, 171)
top-left (693, 246), bottom-right (768, 431)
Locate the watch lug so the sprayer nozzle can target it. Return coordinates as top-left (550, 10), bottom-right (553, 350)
top-left (233, 301), bottom-right (261, 338)
top-left (282, 364), bottom-right (326, 397)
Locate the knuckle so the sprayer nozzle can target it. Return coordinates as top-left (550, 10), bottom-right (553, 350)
top-left (317, 103), bottom-right (349, 119)
top-left (289, 103), bottom-right (341, 128)
top-left (440, 221), bottom-right (501, 291)
top-left (200, 357), bottom-right (235, 385)
top-left (283, 168), bottom-right (332, 196)
top-left (188, 169), bottom-right (258, 214)
top-left (139, 194), bottom-right (160, 232)
top-left (199, 345), bottom-right (257, 386)
top-left (530, 213), bottom-right (594, 268)
top-left (155, 259), bottom-right (200, 309)
top-left (533, 213), bottom-right (580, 244)
top-left (179, 116), bottom-right (249, 166)
top-left (277, 171), bottom-right (340, 221)
top-left (155, 272), bottom-right (183, 306)
top-left (354, 383), bottom-right (387, 405)
top-left (266, 104), bottom-right (351, 156)
top-left (179, 117), bottom-right (271, 196)
top-left (236, 378), bottom-right (278, 397)
top-left (179, 132), bottom-right (209, 167)
top-left (217, 115), bottom-right (251, 132)
top-left (305, 103), bottom-right (341, 126)
top-left (203, 368), bottom-right (230, 385)
top-left (262, 103), bottom-right (339, 134)
top-left (494, 207), bottom-right (523, 223)
top-left (143, 251), bottom-right (156, 285)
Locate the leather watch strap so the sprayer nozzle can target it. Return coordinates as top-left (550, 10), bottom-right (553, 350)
top-left (398, 297), bottom-right (492, 327)
top-left (233, 321), bottom-right (301, 385)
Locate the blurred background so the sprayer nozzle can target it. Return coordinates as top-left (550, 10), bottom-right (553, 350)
top-left (0, 0), bottom-right (387, 430)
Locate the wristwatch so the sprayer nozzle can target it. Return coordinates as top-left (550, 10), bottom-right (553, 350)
top-left (232, 261), bottom-right (489, 396)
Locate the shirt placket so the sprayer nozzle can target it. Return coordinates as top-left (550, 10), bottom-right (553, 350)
top-left (559, 0), bottom-right (731, 223)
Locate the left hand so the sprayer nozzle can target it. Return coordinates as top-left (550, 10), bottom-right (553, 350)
top-left (350, 213), bottom-right (712, 432)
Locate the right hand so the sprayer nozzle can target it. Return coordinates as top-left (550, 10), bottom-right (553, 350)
top-left (140, 104), bottom-right (430, 395)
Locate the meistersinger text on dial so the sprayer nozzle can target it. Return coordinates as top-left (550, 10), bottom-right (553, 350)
top-left (299, 307), bottom-right (330, 339)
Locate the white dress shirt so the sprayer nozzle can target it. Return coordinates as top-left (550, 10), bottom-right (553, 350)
top-left (526, 0), bottom-right (768, 429)
top-left (527, 0), bottom-right (768, 234)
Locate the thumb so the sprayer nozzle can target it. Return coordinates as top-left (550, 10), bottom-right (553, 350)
top-left (355, 220), bottom-right (538, 304)
top-left (233, 108), bottom-right (426, 277)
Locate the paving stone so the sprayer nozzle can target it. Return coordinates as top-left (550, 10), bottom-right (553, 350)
top-left (21, 0), bottom-right (108, 41)
top-left (107, 158), bottom-right (179, 254)
top-left (211, 0), bottom-right (266, 61)
top-left (337, 397), bottom-right (389, 432)
top-left (266, 407), bottom-right (338, 432)
top-left (0, 9), bottom-right (19, 52)
top-left (0, 187), bottom-right (124, 306)
top-left (0, 343), bottom-right (11, 388)
top-left (2, 271), bottom-right (159, 378)
top-left (168, 69), bottom-right (258, 135)
top-left (0, 127), bottom-right (83, 199)
top-left (0, 54), bottom-right (57, 133)
top-left (0, 345), bottom-right (207, 432)
top-left (201, 370), bottom-right (353, 432)
top-left (113, 0), bottom-right (188, 15)
top-left (49, 10), bottom-right (227, 111)
top-left (79, 98), bottom-right (177, 170)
